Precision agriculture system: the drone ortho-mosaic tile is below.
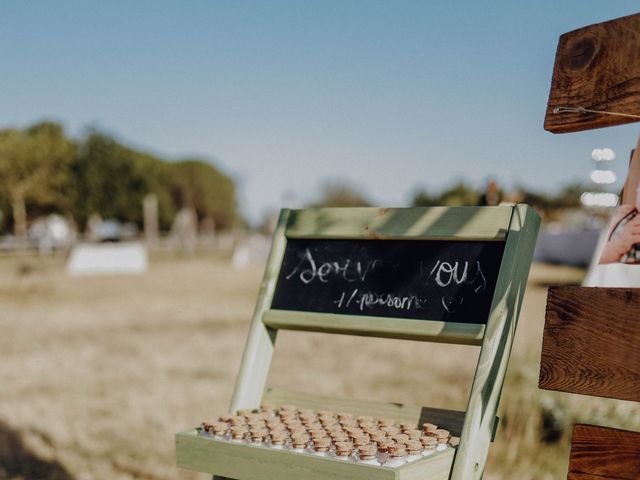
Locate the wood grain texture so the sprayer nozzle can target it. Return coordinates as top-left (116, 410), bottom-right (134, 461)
top-left (176, 430), bottom-right (455, 480)
top-left (262, 309), bottom-right (485, 345)
top-left (262, 387), bottom-right (499, 441)
top-left (539, 287), bottom-right (640, 402)
top-left (568, 474), bottom-right (627, 480)
top-left (176, 431), bottom-right (394, 480)
top-left (544, 12), bottom-right (640, 133)
top-left (396, 450), bottom-right (454, 480)
top-left (568, 424), bottom-right (640, 480)
top-left (451, 205), bottom-right (541, 480)
top-left (228, 210), bottom-right (290, 413)
top-left (285, 206), bottom-right (512, 240)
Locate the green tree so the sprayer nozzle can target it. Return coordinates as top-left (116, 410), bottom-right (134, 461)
top-left (517, 186), bottom-right (552, 213)
top-left (169, 159), bottom-right (237, 230)
top-left (555, 181), bottom-right (588, 209)
top-left (71, 132), bottom-right (175, 230)
top-left (411, 190), bottom-right (439, 207)
top-left (311, 180), bottom-right (371, 208)
top-left (0, 196), bottom-right (9, 234)
top-left (438, 181), bottom-right (480, 206)
top-left (0, 122), bottom-right (74, 238)
top-left (412, 181), bottom-right (479, 207)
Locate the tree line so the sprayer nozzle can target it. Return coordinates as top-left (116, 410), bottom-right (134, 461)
top-left (0, 121), bottom-right (593, 238)
top-left (314, 179), bottom-right (591, 221)
top-left (410, 180), bottom-right (589, 219)
top-left (0, 121), bottom-right (238, 236)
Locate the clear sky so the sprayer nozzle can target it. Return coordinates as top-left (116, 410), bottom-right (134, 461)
top-left (2, 1), bottom-right (639, 223)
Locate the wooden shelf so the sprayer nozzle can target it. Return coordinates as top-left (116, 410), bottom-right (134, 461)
top-left (175, 205), bottom-right (541, 480)
top-left (176, 431), bottom-right (456, 480)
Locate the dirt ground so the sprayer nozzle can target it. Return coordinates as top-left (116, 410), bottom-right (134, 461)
top-left (0, 252), bottom-right (638, 480)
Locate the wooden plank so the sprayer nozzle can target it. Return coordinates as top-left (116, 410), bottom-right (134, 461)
top-left (176, 431), bottom-right (395, 480)
top-left (539, 287), bottom-right (640, 402)
top-left (451, 205), bottom-right (541, 480)
top-left (285, 207), bottom-right (512, 240)
top-left (177, 430), bottom-right (456, 480)
top-left (263, 387), bottom-right (499, 440)
top-left (262, 309), bottom-right (485, 345)
top-left (544, 13), bottom-right (640, 133)
top-left (228, 210), bottom-right (290, 412)
top-left (396, 450), bottom-right (454, 480)
top-left (178, 390), bottom-right (498, 480)
top-left (568, 424), bottom-right (640, 480)
top-left (568, 474), bottom-right (625, 480)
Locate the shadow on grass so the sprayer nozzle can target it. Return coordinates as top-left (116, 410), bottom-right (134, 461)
top-left (0, 420), bottom-right (74, 480)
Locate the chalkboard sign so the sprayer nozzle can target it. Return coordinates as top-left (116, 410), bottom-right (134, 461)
top-left (271, 239), bottom-right (505, 324)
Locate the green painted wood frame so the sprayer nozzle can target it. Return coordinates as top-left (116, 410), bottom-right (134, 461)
top-left (176, 205), bottom-right (540, 480)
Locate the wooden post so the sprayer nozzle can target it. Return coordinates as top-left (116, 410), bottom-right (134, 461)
top-left (143, 193), bottom-right (159, 247)
top-left (541, 12), bottom-right (640, 480)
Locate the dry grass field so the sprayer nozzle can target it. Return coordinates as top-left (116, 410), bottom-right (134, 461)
top-left (1, 252), bottom-right (638, 480)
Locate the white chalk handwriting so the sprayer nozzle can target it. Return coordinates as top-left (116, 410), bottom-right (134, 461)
top-left (285, 248), bottom-right (380, 284)
top-left (334, 289), bottom-right (427, 312)
top-left (424, 260), bottom-right (487, 293)
top-left (285, 250), bottom-right (489, 315)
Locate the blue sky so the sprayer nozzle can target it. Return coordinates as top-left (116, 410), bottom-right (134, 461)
top-left (2, 1), bottom-right (639, 223)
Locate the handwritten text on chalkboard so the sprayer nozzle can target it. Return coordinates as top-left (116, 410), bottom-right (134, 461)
top-left (271, 239), bottom-right (504, 324)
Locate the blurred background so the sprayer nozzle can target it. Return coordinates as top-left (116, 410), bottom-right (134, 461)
top-left (2, 1), bottom-right (640, 479)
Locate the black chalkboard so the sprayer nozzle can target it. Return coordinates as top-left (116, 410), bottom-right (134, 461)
top-left (271, 239), bottom-right (505, 324)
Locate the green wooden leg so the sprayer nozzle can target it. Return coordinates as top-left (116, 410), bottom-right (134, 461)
top-left (451, 205), bottom-right (540, 480)
top-left (228, 210), bottom-right (289, 412)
